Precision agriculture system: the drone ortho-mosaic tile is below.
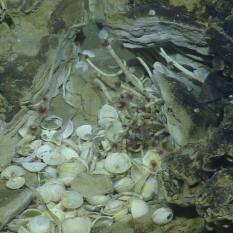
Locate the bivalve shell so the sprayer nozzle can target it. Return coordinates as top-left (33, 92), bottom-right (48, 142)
top-left (104, 153), bottom-right (131, 174)
top-left (1, 165), bottom-right (26, 179)
top-left (130, 198), bottom-right (149, 219)
top-left (61, 191), bottom-right (84, 209)
top-left (36, 181), bottom-right (65, 203)
top-left (152, 207), bottom-right (173, 225)
top-left (62, 120), bottom-right (74, 139)
top-left (27, 215), bottom-right (51, 233)
top-left (6, 177), bottom-right (25, 189)
top-left (62, 217), bottom-right (91, 233)
top-left (114, 177), bottom-right (135, 193)
top-left (103, 199), bottom-right (126, 215)
top-left (86, 195), bottom-right (110, 206)
top-left (22, 162), bottom-right (47, 172)
top-left (141, 175), bottom-right (159, 201)
top-left (143, 150), bottom-right (161, 172)
top-left (41, 115), bottom-right (63, 130)
top-left (98, 104), bottom-right (118, 128)
top-left (76, 125), bottom-right (92, 140)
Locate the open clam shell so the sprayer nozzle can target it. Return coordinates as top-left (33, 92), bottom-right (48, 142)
top-left (104, 153), bottom-right (131, 174)
top-left (41, 115), bottom-right (63, 130)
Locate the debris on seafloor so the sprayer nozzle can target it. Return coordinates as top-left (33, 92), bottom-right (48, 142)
top-left (1, 1), bottom-right (233, 232)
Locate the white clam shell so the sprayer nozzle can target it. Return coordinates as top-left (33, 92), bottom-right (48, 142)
top-left (62, 217), bottom-right (91, 233)
top-left (105, 120), bottom-right (123, 142)
top-left (36, 181), bottom-right (65, 203)
top-left (103, 199), bottom-right (125, 215)
top-left (22, 162), bottom-right (47, 172)
top-left (76, 125), bottom-right (92, 140)
top-left (86, 195), bottom-right (110, 206)
top-left (98, 104), bottom-right (118, 128)
top-left (36, 144), bottom-right (54, 159)
top-left (62, 120), bottom-right (74, 139)
top-left (40, 129), bottom-right (62, 145)
top-left (113, 207), bottom-right (129, 222)
top-left (104, 153), bottom-right (131, 174)
top-left (42, 150), bottom-right (65, 166)
top-left (114, 177), bottom-right (135, 193)
top-left (92, 216), bottom-right (113, 228)
top-left (41, 115), bottom-right (63, 130)
top-left (141, 175), bottom-right (159, 201)
top-left (47, 202), bottom-right (65, 222)
top-left (130, 198), bottom-right (149, 219)
top-left (27, 215), bottom-right (51, 233)
top-left (142, 150), bottom-right (161, 172)
top-left (60, 145), bottom-right (80, 160)
top-left (1, 165), bottom-right (26, 179)
top-left (6, 177), bottom-right (25, 189)
top-left (152, 207), bottom-right (173, 225)
top-left (61, 191), bottom-right (84, 209)
top-left (43, 166), bottom-right (58, 178)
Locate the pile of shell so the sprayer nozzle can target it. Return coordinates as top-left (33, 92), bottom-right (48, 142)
top-left (1, 103), bottom-right (173, 233)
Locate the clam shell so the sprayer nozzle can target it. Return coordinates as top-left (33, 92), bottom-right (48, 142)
top-left (35, 144), bottom-right (54, 159)
top-left (40, 129), bottom-right (62, 145)
top-left (41, 115), bottom-right (63, 130)
top-left (103, 199), bottom-right (125, 215)
top-left (142, 150), bottom-right (161, 172)
top-left (1, 165), bottom-right (26, 179)
top-left (76, 125), bottom-right (92, 140)
top-left (61, 191), bottom-right (84, 209)
top-left (62, 217), bottom-right (91, 233)
top-left (43, 166), bottom-right (58, 178)
top-left (36, 181), bottom-right (65, 203)
top-left (20, 209), bottom-right (43, 218)
top-left (114, 177), bottom-right (135, 193)
top-left (130, 198), bottom-right (149, 219)
top-left (105, 120), bottom-right (123, 142)
top-left (47, 202), bottom-right (65, 222)
top-left (152, 207), bottom-right (173, 225)
top-left (141, 175), bottom-right (159, 201)
top-left (60, 145), bottom-right (79, 160)
top-left (62, 120), bottom-right (74, 139)
top-left (98, 29), bottom-right (109, 40)
top-left (86, 195), bottom-right (110, 206)
top-left (92, 216), bottom-right (113, 228)
top-left (98, 104), bottom-right (118, 128)
top-left (22, 162), bottom-right (47, 172)
top-left (27, 215), bottom-right (51, 233)
top-left (104, 153), bottom-right (131, 174)
top-left (6, 177), bottom-right (25, 189)
top-left (42, 150), bottom-right (65, 166)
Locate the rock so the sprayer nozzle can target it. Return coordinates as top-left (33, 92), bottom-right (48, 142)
top-left (149, 217), bottom-right (205, 233)
top-left (0, 181), bottom-right (32, 230)
top-left (0, 134), bottom-right (17, 171)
